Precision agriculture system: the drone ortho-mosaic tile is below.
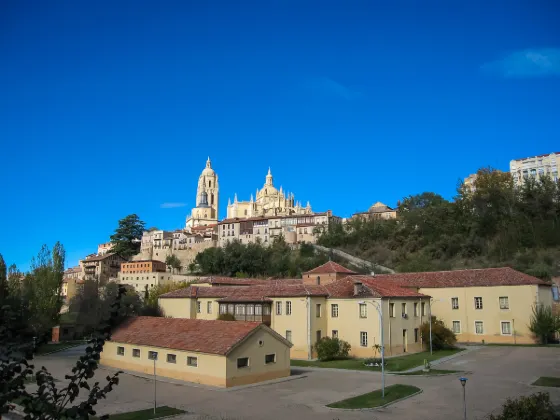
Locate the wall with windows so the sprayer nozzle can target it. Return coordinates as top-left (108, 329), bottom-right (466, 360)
top-left (101, 341), bottom-right (227, 387)
top-left (224, 327), bottom-right (291, 387)
top-left (269, 297), bottom-right (315, 359)
top-left (422, 284), bottom-right (553, 344)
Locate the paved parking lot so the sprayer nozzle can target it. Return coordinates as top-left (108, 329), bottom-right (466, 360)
top-left (32, 345), bottom-right (560, 420)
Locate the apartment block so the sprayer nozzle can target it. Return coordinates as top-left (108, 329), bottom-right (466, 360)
top-left (80, 253), bottom-right (126, 285)
top-left (510, 152), bottom-right (560, 186)
top-left (118, 259), bottom-right (173, 295)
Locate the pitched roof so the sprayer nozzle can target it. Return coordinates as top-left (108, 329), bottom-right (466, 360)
top-left (304, 261), bottom-right (357, 275)
top-left (367, 267), bottom-right (549, 288)
top-left (110, 316), bottom-right (283, 355)
top-left (83, 253), bottom-right (124, 262)
top-left (192, 277), bottom-right (303, 287)
top-left (326, 276), bottom-right (428, 298)
top-left (160, 283), bottom-right (328, 301)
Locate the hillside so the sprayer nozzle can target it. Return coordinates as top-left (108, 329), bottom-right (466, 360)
top-left (317, 168), bottom-right (560, 280)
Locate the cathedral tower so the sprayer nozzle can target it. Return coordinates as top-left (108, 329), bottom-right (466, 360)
top-left (185, 157), bottom-right (219, 229)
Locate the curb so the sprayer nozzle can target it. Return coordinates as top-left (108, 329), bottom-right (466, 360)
top-left (327, 389), bottom-right (424, 411)
top-left (389, 370), bottom-right (469, 377)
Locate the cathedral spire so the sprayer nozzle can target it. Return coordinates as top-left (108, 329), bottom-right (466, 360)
top-left (206, 156), bottom-right (212, 168)
top-left (234, 193), bottom-right (238, 203)
top-left (265, 167), bottom-right (273, 186)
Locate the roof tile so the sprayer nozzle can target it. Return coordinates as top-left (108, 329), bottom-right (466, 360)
top-left (304, 261), bottom-right (357, 275)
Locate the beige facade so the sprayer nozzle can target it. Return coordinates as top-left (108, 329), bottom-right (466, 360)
top-left (226, 168), bottom-right (312, 219)
top-left (217, 211), bottom-right (340, 247)
top-left (97, 242), bottom-right (114, 256)
top-left (80, 253), bottom-right (126, 285)
top-left (100, 318), bottom-right (291, 387)
top-left (463, 174), bottom-right (477, 193)
top-left (351, 202), bottom-right (397, 221)
top-left (185, 157), bottom-right (219, 229)
top-left (510, 152), bottom-right (560, 187)
top-left (118, 271), bottom-right (174, 295)
top-left (420, 284), bottom-right (553, 344)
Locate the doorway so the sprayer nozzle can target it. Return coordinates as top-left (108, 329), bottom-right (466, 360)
top-left (402, 329), bottom-right (408, 353)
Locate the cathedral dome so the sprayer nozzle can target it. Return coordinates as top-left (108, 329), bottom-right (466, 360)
top-left (201, 157), bottom-right (216, 176)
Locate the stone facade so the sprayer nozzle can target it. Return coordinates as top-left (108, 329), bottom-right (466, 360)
top-left (185, 157), bottom-right (219, 229)
top-left (351, 202), bottom-right (397, 221)
top-left (510, 152), bottom-right (560, 186)
top-left (226, 168), bottom-right (313, 219)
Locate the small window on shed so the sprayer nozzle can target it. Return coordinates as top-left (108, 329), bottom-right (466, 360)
top-left (132, 349), bottom-right (140, 358)
top-left (148, 351), bottom-right (158, 360)
top-left (265, 354), bottom-right (276, 364)
top-left (187, 356), bottom-right (198, 367)
top-left (167, 354), bottom-right (177, 364)
top-left (237, 357), bottom-right (249, 368)
top-left (117, 346), bottom-right (125, 356)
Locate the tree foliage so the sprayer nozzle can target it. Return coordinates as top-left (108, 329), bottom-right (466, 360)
top-left (142, 281), bottom-right (191, 315)
top-left (420, 316), bottom-right (457, 350)
top-left (109, 214), bottom-right (145, 258)
top-left (529, 304), bottom-right (560, 345)
top-left (314, 337), bottom-right (351, 361)
top-left (165, 254), bottom-right (182, 274)
top-left (487, 392), bottom-right (560, 420)
top-left (191, 237), bottom-right (331, 277)
top-left (318, 168), bottom-right (560, 276)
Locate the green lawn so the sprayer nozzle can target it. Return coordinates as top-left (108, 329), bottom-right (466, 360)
top-left (291, 348), bottom-right (463, 372)
top-left (35, 341), bottom-right (83, 355)
top-left (327, 384), bottom-right (421, 409)
top-left (532, 377), bottom-right (560, 387)
top-left (396, 369), bottom-right (462, 376)
top-left (97, 406), bottom-right (186, 420)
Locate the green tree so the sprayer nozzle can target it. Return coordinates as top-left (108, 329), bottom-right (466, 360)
top-left (314, 337), bottom-right (351, 361)
top-left (69, 280), bottom-right (102, 336)
top-left (420, 316), bottom-right (457, 350)
top-left (22, 243), bottom-right (66, 340)
top-left (487, 392), bottom-right (560, 420)
top-left (109, 214), bottom-right (145, 258)
top-left (165, 254), bottom-right (183, 274)
top-left (529, 304), bottom-right (560, 344)
top-left (0, 253), bottom-right (6, 302)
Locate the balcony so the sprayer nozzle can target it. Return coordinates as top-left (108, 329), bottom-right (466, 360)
top-left (219, 303), bottom-right (272, 326)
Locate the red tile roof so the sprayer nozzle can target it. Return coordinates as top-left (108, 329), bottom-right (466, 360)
top-left (326, 276), bottom-right (428, 298)
top-left (160, 283), bottom-right (328, 301)
top-left (110, 317), bottom-right (281, 355)
top-left (304, 261), bottom-right (357, 275)
top-left (192, 277), bottom-right (303, 287)
top-left (357, 267), bottom-right (548, 288)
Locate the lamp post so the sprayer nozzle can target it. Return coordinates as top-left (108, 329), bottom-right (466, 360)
top-left (459, 377), bottom-right (468, 420)
top-left (428, 298), bottom-right (444, 355)
top-left (359, 300), bottom-right (385, 398)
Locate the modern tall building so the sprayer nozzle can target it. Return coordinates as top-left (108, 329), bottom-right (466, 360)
top-left (510, 152), bottom-right (560, 186)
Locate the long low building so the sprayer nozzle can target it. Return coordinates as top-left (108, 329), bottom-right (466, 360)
top-left (158, 263), bottom-right (555, 358)
top-left (101, 317), bottom-right (292, 387)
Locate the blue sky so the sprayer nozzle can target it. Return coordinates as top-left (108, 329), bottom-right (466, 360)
top-left (1, 0), bottom-right (559, 270)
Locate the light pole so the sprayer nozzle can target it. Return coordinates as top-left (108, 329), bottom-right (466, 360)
top-left (459, 377), bottom-right (467, 420)
top-left (359, 300), bottom-right (385, 398)
top-left (428, 298), bottom-right (444, 355)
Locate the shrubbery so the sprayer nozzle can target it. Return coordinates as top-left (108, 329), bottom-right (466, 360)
top-left (420, 316), bottom-right (457, 350)
top-left (314, 337), bottom-right (351, 361)
top-left (487, 392), bottom-right (560, 420)
top-left (529, 304), bottom-right (560, 344)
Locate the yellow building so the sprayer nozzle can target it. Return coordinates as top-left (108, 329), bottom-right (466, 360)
top-left (373, 267), bottom-right (554, 345)
top-left (101, 316), bottom-right (291, 387)
top-left (159, 276), bottom-right (428, 359)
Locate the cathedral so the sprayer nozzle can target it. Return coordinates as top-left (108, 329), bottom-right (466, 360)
top-left (185, 157), bottom-right (219, 229)
top-left (226, 168), bottom-right (312, 219)
top-left (185, 159), bottom-right (312, 229)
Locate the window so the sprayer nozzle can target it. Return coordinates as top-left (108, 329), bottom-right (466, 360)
top-left (331, 304), bottom-right (339, 318)
top-left (414, 328), bottom-right (419, 343)
top-left (237, 357), bottom-right (249, 368)
top-left (316, 330), bottom-right (322, 342)
top-left (401, 303), bottom-right (407, 316)
top-left (187, 356), bottom-right (198, 367)
top-left (316, 304), bottom-right (321, 317)
top-left (360, 331), bottom-right (368, 347)
top-left (197, 301), bottom-right (201, 313)
top-left (414, 302), bottom-right (419, 317)
top-left (117, 346), bottom-right (125, 356)
top-left (421, 302), bottom-right (426, 316)
top-left (286, 330), bottom-right (292, 343)
top-left (501, 321), bottom-right (512, 335)
top-left (265, 354), bottom-right (276, 364)
top-left (499, 296), bottom-right (509, 309)
top-left (452, 297), bottom-right (459, 310)
top-left (167, 354), bottom-right (177, 364)
top-left (474, 297), bottom-right (483, 310)
top-left (332, 330), bottom-right (338, 338)
top-left (452, 321), bottom-right (461, 334)
top-left (276, 301), bottom-right (282, 315)
top-left (148, 351), bottom-right (158, 360)
top-left (219, 304), bottom-right (227, 314)
top-left (475, 321), bottom-right (484, 334)
top-left (207, 301), bottom-right (212, 314)
top-left (132, 348), bottom-right (140, 358)
top-left (359, 303), bottom-right (367, 318)
top-left (286, 301), bottom-right (292, 315)
top-left (235, 305), bottom-right (245, 315)
top-left (389, 303), bottom-right (395, 318)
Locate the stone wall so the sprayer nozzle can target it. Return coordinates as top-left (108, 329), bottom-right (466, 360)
top-left (132, 241), bottom-right (217, 274)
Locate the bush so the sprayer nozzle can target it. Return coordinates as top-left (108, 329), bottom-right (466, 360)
top-left (217, 313), bottom-right (236, 321)
top-left (529, 305), bottom-right (560, 344)
top-left (314, 337), bottom-right (351, 361)
top-left (420, 316), bottom-right (457, 350)
top-left (487, 392), bottom-right (560, 420)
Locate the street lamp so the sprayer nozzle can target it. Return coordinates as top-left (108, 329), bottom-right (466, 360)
top-left (358, 300), bottom-right (385, 398)
top-left (428, 298), bottom-right (444, 355)
top-left (459, 377), bottom-right (468, 420)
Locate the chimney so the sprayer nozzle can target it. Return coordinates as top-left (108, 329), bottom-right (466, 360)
top-left (354, 281), bottom-right (363, 295)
